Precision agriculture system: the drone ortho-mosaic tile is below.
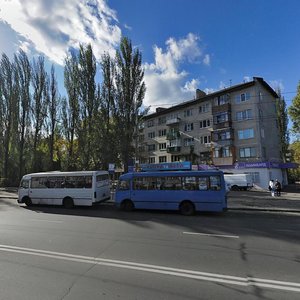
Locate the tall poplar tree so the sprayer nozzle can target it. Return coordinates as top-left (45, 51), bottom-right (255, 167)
top-left (15, 50), bottom-right (31, 178)
top-left (289, 81), bottom-right (300, 135)
top-left (31, 56), bottom-right (48, 172)
top-left (78, 44), bottom-right (98, 169)
top-left (63, 51), bottom-right (80, 170)
top-left (114, 37), bottom-right (146, 172)
top-left (275, 88), bottom-right (290, 161)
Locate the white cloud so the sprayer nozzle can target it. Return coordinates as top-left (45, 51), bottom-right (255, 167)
top-left (0, 0), bottom-right (121, 65)
top-left (144, 33), bottom-right (209, 110)
top-left (203, 54), bottom-right (210, 66)
top-left (219, 81), bottom-right (226, 89)
top-left (124, 23), bottom-right (132, 30)
top-left (243, 76), bottom-right (251, 82)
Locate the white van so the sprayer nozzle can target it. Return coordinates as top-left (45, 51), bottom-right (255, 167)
top-left (224, 174), bottom-right (253, 191)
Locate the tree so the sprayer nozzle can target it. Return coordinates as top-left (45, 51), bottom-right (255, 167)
top-left (45, 65), bottom-right (60, 170)
top-left (31, 56), bottom-right (48, 172)
top-left (63, 51), bottom-right (80, 170)
top-left (0, 54), bottom-right (19, 184)
top-left (97, 53), bottom-right (119, 169)
top-left (289, 81), bottom-right (300, 136)
top-left (14, 50), bottom-right (31, 178)
top-left (114, 37), bottom-right (146, 172)
top-left (77, 44), bottom-right (98, 169)
top-left (275, 88), bottom-right (289, 161)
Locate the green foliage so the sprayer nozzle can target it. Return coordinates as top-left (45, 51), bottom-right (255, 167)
top-left (0, 37), bottom-right (147, 185)
top-left (275, 88), bottom-right (289, 160)
top-left (289, 81), bottom-right (300, 135)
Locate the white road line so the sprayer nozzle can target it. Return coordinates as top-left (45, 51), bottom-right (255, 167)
top-left (183, 232), bottom-right (239, 239)
top-left (30, 219), bottom-right (63, 223)
top-left (0, 244), bottom-right (299, 292)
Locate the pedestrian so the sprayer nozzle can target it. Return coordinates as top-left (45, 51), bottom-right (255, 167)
top-left (269, 179), bottom-right (275, 197)
top-left (275, 179), bottom-right (281, 196)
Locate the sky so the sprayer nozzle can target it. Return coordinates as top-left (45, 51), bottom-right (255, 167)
top-left (0, 0), bottom-right (299, 114)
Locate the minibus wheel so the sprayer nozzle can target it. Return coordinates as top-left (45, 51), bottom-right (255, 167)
top-left (23, 196), bottom-right (32, 207)
top-left (63, 197), bottom-right (74, 209)
top-left (231, 185), bottom-right (239, 191)
top-left (121, 199), bottom-right (134, 212)
top-left (179, 201), bottom-right (195, 216)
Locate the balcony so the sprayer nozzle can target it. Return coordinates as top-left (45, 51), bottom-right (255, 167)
top-left (212, 103), bottom-right (231, 114)
top-left (167, 146), bottom-right (182, 153)
top-left (166, 131), bottom-right (181, 140)
top-left (213, 156), bottom-right (234, 166)
top-left (166, 117), bottom-right (181, 126)
top-left (213, 120), bottom-right (232, 130)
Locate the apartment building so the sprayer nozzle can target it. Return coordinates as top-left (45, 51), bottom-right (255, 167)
top-left (138, 77), bottom-right (291, 188)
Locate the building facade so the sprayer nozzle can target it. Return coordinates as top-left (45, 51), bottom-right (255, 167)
top-left (137, 77), bottom-right (291, 189)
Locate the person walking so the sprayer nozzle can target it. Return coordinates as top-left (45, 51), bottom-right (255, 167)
top-left (275, 179), bottom-right (281, 196)
top-left (269, 179), bottom-right (275, 197)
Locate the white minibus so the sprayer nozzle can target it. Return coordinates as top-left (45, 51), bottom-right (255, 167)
top-left (18, 171), bottom-right (110, 208)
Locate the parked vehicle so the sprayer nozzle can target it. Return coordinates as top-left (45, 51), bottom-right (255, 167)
top-left (18, 171), bottom-right (110, 207)
top-left (114, 170), bottom-right (228, 215)
top-left (224, 174), bottom-right (253, 191)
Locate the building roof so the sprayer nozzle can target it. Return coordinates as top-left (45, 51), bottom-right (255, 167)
top-left (144, 77), bottom-right (278, 120)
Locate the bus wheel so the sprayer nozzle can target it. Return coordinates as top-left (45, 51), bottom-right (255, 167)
top-left (121, 200), bottom-right (134, 212)
top-left (23, 197), bottom-right (32, 207)
top-left (179, 201), bottom-right (195, 216)
top-left (63, 197), bottom-right (74, 209)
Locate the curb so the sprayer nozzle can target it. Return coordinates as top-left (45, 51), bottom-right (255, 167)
top-left (228, 207), bottom-right (300, 213)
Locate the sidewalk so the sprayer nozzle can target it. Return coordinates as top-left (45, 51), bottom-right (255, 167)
top-left (227, 188), bottom-right (300, 212)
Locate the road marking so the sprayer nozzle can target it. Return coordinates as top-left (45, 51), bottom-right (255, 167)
top-left (0, 244), bottom-right (299, 292)
top-left (30, 219), bottom-right (63, 223)
top-left (183, 232), bottom-right (239, 239)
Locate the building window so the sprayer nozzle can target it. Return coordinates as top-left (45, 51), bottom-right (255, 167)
top-left (222, 146), bottom-right (232, 157)
top-left (215, 94), bottom-right (229, 106)
top-left (148, 132), bottom-right (155, 138)
top-left (259, 91), bottom-right (263, 101)
top-left (214, 112), bottom-right (229, 124)
top-left (261, 128), bottom-right (265, 138)
top-left (158, 116), bottom-right (166, 124)
top-left (159, 143), bottom-right (167, 150)
top-left (148, 157), bottom-right (155, 163)
top-left (184, 138), bottom-right (194, 146)
top-left (238, 128), bottom-right (254, 140)
top-left (147, 120), bottom-right (154, 127)
top-left (158, 129), bottom-right (167, 137)
top-left (214, 131), bottom-right (231, 140)
top-left (199, 119), bottom-right (211, 128)
top-left (184, 123), bottom-right (194, 131)
top-left (159, 156), bottom-right (167, 163)
top-left (171, 155), bottom-right (181, 162)
top-left (199, 103), bottom-right (210, 113)
top-left (239, 147), bottom-right (256, 158)
top-left (148, 144), bottom-right (156, 151)
top-left (236, 109), bottom-right (252, 121)
top-left (200, 135), bottom-right (211, 144)
top-left (184, 109), bottom-right (193, 117)
top-left (235, 92), bottom-right (251, 103)
top-left (213, 149), bottom-right (220, 158)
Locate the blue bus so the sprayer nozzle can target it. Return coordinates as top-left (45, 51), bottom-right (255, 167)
top-left (114, 170), bottom-right (227, 215)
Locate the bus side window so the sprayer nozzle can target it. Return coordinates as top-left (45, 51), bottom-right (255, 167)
top-left (85, 176), bottom-right (92, 188)
top-left (119, 180), bottom-right (129, 190)
top-left (198, 177), bottom-right (209, 190)
top-left (210, 176), bottom-right (221, 191)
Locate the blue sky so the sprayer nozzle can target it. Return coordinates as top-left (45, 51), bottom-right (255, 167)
top-left (0, 0), bottom-right (299, 112)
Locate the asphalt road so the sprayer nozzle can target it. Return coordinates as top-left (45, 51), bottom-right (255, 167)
top-left (0, 196), bottom-right (300, 300)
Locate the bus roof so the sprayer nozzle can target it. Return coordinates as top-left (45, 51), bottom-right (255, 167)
top-left (120, 170), bottom-right (223, 180)
top-left (21, 170), bottom-right (108, 179)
